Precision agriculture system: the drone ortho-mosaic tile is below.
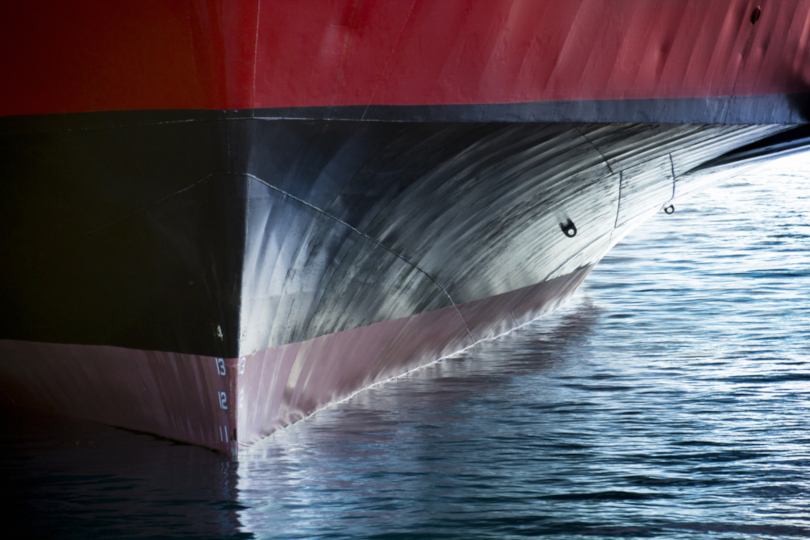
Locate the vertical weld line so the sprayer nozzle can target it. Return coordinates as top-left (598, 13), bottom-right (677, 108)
top-left (361, 0), bottom-right (418, 120)
top-left (237, 177), bottom-right (251, 355)
top-left (669, 153), bottom-right (677, 200)
top-left (574, 125), bottom-right (614, 174)
top-left (251, 0), bottom-right (262, 112)
top-left (613, 171), bottom-right (623, 229)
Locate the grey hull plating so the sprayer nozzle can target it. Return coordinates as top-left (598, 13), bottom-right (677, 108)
top-left (0, 111), bottom-right (793, 453)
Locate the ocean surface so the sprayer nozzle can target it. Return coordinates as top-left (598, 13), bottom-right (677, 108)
top-left (2, 154), bottom-right (809, 539)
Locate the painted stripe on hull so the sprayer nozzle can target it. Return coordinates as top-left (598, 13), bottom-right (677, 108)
top-left (3, 0), bottom-right (810, 120)
top-left (240, 93), bottom-right (810, 124)
top-left (1, 93), bottom-right (809, 129)
top-left (0, 342), bottom-right (238, 455)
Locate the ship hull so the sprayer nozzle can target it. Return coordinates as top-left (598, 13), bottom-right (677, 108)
top-left (0, 265), bottom-right (590, 454)
top-left (2, 0), bottom-right (810, 455)
top-left (0, 109), bottom-right (790, 454)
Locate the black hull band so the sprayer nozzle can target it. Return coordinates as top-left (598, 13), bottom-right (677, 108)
top-left (0, 109), bottom-right (790, 357)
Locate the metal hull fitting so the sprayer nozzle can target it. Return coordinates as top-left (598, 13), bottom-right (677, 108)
top-left (2, 0), bottom-right (810, 455)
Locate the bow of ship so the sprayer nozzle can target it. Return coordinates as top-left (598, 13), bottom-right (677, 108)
top-left (1, 0), bottom-right (809, 455)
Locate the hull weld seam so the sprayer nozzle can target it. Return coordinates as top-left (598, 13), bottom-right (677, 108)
top-left (244, 173), bottom-right (476, 343)
top-left (360, 0), bottom-right (419, 121)
top-left (613, 170), bottom-right (623, 229)
top-left (70, 173), bottom-right (218, 245)
top-left (669, 153), bottom-right (677, 201)
top-left (574, 125), bottom-right (614, 174)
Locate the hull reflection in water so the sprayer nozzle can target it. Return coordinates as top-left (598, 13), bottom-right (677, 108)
top-left (0, 409), bottom-right (245, 538)
top-left (1, 154), bottom-right (808, 538)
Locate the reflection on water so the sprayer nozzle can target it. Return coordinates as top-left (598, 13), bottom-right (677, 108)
top-left (0, 409), bottom-right (247, 539)
top-left (1, 153), bottom-right (809, 539)
top-left (237, 154), bottom-right (810, 539)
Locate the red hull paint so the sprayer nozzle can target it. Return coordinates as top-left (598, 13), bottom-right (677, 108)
top-left (0, 266), bottom-right (589, 455)
top-left (3, 0), bottom-right (810, 117)
top-left (0, 342), bottom-right (238, 454)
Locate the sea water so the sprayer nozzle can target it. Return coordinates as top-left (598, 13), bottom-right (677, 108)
top-left (2, 154), bottom-right (809, 539)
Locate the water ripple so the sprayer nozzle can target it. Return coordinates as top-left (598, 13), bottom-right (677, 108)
top-left (237, 154), bottom-right (810, 539)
